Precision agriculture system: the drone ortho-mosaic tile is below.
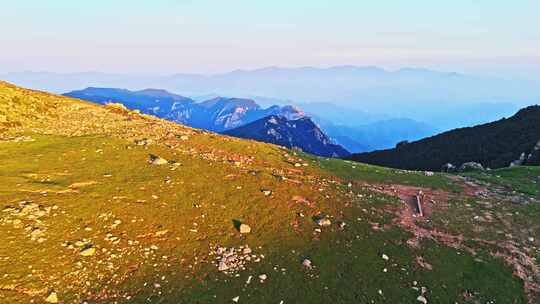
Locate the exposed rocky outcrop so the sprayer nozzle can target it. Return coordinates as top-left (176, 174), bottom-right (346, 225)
top-left (224, 115), bottom-right (350, 158)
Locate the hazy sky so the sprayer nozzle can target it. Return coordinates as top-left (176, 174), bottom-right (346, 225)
top-left (2, 0), bottom-right (539, 80)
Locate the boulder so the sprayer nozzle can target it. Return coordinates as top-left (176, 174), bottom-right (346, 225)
top-left (458, 162), bottom-right (484, 172)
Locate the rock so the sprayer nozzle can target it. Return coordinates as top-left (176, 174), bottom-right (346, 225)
top-left (80, 246), bottom-right (96, 257)
top-left (316, 218), bottom-right (331, 227)
top-left (239, 224), bottom-right (251, 234)
top-left (149, 154), bottom-right (168, 165)
top-left (258, 274), bottom-right (267, 282)
top-left (458, 162), bottom-right (484, 172)
top-left (155, 230), bottom-right (169, 237)
top-left (441, 163), bottom-right (456, 172)
top-left (45, 291), bottom-right (59, 303)
top-left (218, 260), bottom-right (230, 271)
top-left (302, 259), bottom-right (312, 268)
top-left (510, 152), bottom-right (526, 167)
top-left (417, 295), bottom-right (428, 304)
top-left (232, 296), bottom-right (240, 302)
top-left (381, 254), bottom-right (389, 261)
top-left (30, 228), bottom-right (44, 240)
top-left (135, 138), bottom-right (152, 146)
top-left (261, 189), bottom-right (272, 196)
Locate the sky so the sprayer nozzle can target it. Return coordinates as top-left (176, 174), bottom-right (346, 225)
top-left (1, 0), bottom-right (540, 81)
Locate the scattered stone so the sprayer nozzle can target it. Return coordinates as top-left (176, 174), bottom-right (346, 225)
top-left (155, 230), bottom-right (169, 237)
top-left (382, 254), bottom-right (389, 261)
top-left (243, 246), bottom-right (252, 254)
top-left (212, 245), bottom-right (262, 274)
top-left (441, 163), bottom-right (456, 172)
top-left (80, 246), bottom-right (96, 257)
top-left (232, 296), bottom-right (240, 302)
top-left (458, 162), bottom-right (484, 172)
top-left (261, 189), bottom-right (272, 196)
top-left (315, 217), bottom-right (331, 227)
top-left (218, 260), bottom-right (230, 271)
top-left (149, 154), bottom-right (168, 165)
top-left (239, 224), bottom-right (251, 234)
top-left (417, 295), bottom-right (428, 304)
top-left (134, 138), bottom-right (152, 146)
top-left (45, 291), bottom-right (58, 303)
top-left (302, 259), bottom-right (312, 268)
top-left (258, 274), bottom-right (267, 282)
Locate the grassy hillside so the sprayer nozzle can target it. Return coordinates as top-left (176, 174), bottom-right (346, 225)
top-left (0, 81), bottom-right (539, 303)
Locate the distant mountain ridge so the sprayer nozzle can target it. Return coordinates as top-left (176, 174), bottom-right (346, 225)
top-left (224, 115), bottom-right (350, 158)
top-left (349, 106), bottom-right (540, 171)
top-left (64, 87), bottom-right (442, 153)
top-left (65, 87), bottom-right (305, 133)
top-left (5, 67), bottom-right (536, 130)
top-left (64, 87), bottom-right (350, 157)
top-left (63, 87), bottom-right (194, 118)
top-left (315, 117), bottom-right (438, 152)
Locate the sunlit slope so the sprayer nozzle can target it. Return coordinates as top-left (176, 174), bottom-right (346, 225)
top-left (0, 81), bottom-right (537, 304)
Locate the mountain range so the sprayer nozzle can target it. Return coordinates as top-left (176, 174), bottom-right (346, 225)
top-left (64, 87), bottom-right (349, 157)
top-left (64, 87), bottom-right (446, 153)
top-left (4, 66), bottom-right (534, 129)
top-left (349, 105), bottom-right (540, 171)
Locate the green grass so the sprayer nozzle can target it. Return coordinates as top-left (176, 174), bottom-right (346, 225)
top-left (464, 166), bottom-right (540, 197)
top-left (309, 155), bottom-right (462, 192)
top-left (0, 82), bottom-right (536, 303)
top-left (0, 134), bottom-right (529, 303)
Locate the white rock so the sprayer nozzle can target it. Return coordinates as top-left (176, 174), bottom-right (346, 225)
top-left (218, 260), bottom-right (229, 271)
top-left (232, 296), bottom-right (240, 302)
top-left (316, 218), bottom-right (332, 227)
top-left (417, 295), bottom-right (428, 304)
top-left (239, 224), bottom-right (251, 234)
